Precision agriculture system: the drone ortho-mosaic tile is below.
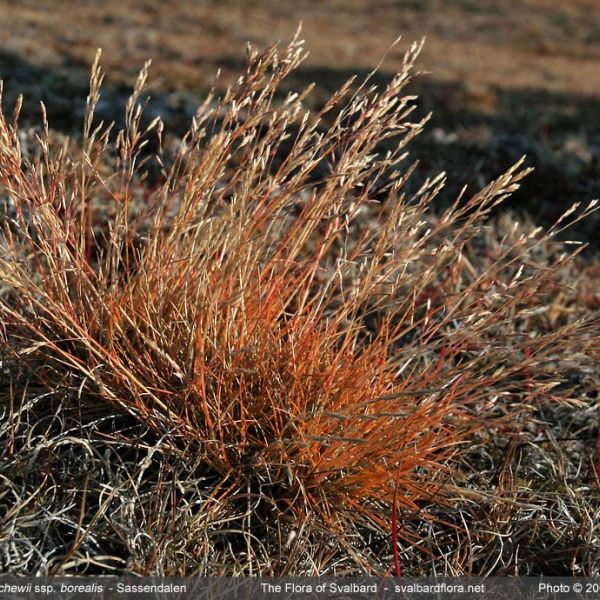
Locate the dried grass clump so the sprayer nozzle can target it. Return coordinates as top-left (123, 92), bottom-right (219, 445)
top-left (1, 37), bottom-right (598, 574)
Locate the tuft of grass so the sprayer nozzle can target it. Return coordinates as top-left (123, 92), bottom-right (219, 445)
top-left (1, 36), bottom-right (598, 574)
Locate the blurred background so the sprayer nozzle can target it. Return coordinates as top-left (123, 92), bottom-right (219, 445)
top-left (1, 0), bottom-right (599, 244)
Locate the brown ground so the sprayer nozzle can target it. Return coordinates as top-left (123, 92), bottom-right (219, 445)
top-left (1, 0), bottom-right (599, 95)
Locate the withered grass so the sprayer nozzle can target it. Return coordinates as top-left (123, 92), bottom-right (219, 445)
top-left (1, 36), bottom-right (598, 574)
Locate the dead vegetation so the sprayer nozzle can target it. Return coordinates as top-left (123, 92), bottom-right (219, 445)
top-left (0, 37), bottom-right (599, 575)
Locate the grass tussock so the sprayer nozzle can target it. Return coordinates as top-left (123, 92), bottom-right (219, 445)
top-left (1, 36), bottom-right (599, 574)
